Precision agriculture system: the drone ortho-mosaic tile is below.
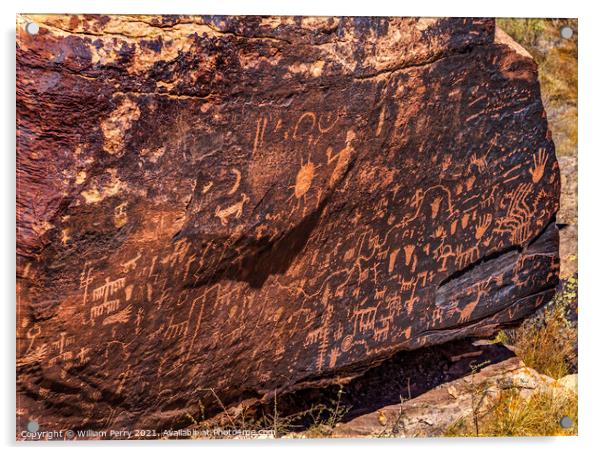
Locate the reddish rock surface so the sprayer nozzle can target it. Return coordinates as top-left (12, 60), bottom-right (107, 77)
top-left (17, 15), bottom-right (559, 437)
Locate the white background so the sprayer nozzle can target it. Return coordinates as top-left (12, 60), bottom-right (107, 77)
top-left (1, 0), bottom-right (598, 453)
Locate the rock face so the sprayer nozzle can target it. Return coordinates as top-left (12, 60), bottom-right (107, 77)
top-left (332, 352), bottom-right (576, 438)
top-left (16, 15), bottom-right (560, 436)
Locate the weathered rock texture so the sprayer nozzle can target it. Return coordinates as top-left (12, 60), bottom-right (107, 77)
top-left (332, 351), bottom-right (576, 438)
top-left (17, 15), bottom-right (560, 437)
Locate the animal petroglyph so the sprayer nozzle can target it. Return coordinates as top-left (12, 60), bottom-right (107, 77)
top-left (16, 15), bottom-right (560, 435)
top-left (215, 193), bottom-right (250, 226)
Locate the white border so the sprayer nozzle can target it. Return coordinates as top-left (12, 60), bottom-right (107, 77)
top-left (2, 1), bottom-right (598, 454)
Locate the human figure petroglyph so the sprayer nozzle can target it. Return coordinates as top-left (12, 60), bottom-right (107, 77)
top-left (403, 244), bottom-right (416, 268)
top-left (14, 16), bottom-right (564, 432)
top-left (79, 263), bottom-right (94, 306)
top-left (433, 240), bottom-right (455, 272)
top-left (215, 193), bottom-right (249, 226)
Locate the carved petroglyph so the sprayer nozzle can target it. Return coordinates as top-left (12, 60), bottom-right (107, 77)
top-left (373, 314), bottom-right (393, 342)
top-left (352, 304), bottom-right (378, 336)
top-left (164, 315), bottom-right (189, 340)
top-left (294, 157), bottom-right (317, 199)
top-left (458, 279), bottom-right (491, 323)
top-left (252, 115), bottom-right (268, 157)
top-left (475, 214), bottom-right (492, 240)
top-left (494, 182), bottom-right (534, 245)
top-left (327, 129), bottom-right (355, 188)
top-left (16, 15), bottom-right (560, 434)
top-left (92, 277), bottom-right (126, 303)
top-left (455, 244), bottom-right (480, 269)
top-left (102, 304), bottom-right (132, 326)
top-left (25, 325), bottom-right (41, 354)
top-left (79, 263), bottom-right (94, 307)
top-left (388, 248), bottom-right (400, 273)
top-left (121, 252), bottom-right (142, 273)
top-left (91, 299), bottom-right (120, 319)
top-left (227, 169), bottom-right (242, 195)
top-left (215, 193), bottom-right (249, 226)
top-left (529, 149), bottom-right (548, 184)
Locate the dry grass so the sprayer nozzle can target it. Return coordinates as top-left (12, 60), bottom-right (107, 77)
top-left (185, 385), bottom-right (350, 439)
top-left (496, 277), bottom-right (577, 379)
top-left (444, 278), bottom-right (579, 437)
top-left (445, 388), bottom-right (577, 437)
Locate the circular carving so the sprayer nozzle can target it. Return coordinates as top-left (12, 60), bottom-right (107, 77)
top-left (341, 335), bottom-right (353, 353)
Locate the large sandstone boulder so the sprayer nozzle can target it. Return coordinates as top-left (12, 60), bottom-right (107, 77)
top-left (17, 15), bottom-right (559, 436)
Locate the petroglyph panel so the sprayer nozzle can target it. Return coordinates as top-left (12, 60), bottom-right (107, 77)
top-left (17, 15), bottom-right (559, 435)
